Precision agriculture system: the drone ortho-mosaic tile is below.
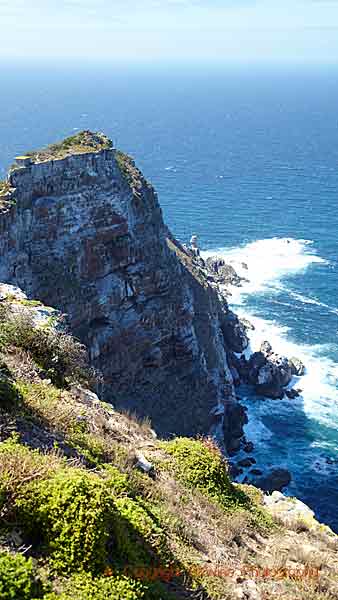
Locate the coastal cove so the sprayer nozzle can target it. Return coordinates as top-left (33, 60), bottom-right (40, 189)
top-left (1, 63), bottom-right (338, 531)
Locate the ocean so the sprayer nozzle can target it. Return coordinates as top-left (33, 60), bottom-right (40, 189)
top-left (0, 62), bottom-right (337, 530)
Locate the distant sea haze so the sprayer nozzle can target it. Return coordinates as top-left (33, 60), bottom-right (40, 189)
top-left (1, 63), bottom-right (338, 530)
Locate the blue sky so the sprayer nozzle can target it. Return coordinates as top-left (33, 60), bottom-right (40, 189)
top-left (1, 0), bottom-right (338, 63)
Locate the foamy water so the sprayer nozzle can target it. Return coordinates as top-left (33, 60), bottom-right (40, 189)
top-left (202, 237), bottom-right (338, 527)
top-left (203, 237), bottom-right (327, 304)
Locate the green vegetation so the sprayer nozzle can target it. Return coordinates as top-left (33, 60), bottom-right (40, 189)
top-left (22, 131), bottom-right (113, 163)
top-left (0, 294), bottom-right (335, 600)
top-left (15, 468), bottom-right (116, 574)
top-left (0, 181), bottom-right (11, 197)
top-left (159, 437), bottom-right (249, 511)
top-left (0, 552), bottom-right (41, 600)
top-left (0, 308), bottom-right (92, 387)
top-left (0, 181), bottom-right (16, 211)
top-left (159, 437), bottom-right (275, 531)
top-left (115, 150), bottom-right (139, 186)
top-left (43, 573), bottom-right (146, 600)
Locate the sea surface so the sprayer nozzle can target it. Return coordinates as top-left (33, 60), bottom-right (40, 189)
top-left (0, 63), bottom-right (338, 530)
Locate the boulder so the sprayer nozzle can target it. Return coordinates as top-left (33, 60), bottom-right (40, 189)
top-left (228, 351), bottom-right (249, 380)
top-left (289, 357), bottom-right (306, 377)
top-left (243, 441), bottom-right (254, 454)
top-left (254, 468), bottom-right (291, 493)
top-left (250, 468), bottom-right (263, 476)
top-left (270, 355), bottom-right (292, 387)
top-left (134, 453), bottom-right (156, 479)
top-left (260, 340), bottom-right (273, 356)
top-left (224, 402), bottom-right (248, 441)
top-left (248, 349), bottom-right (293, 399)
top-left (240, 317), bottom-right (255, 331)
top-left (285, 388), bottom-right (301, 399)
top-left (205, 257), bottom-right (244, 287)
top-left (238, 457), bottom-right (256, 468)
top-left (227, 438), bottom-right (242, 456)
top-left (247, 352), bottom-right (267, 383)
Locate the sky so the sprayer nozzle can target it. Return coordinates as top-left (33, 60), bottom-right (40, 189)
top-left (1, 0), bottom-right (338, 64)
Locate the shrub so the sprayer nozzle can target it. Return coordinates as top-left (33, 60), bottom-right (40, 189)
top-left (0, 379), bottom-right (20, 408)
top-left (0, 311), bottom-right (92, 387)
top-left (113, 497), bottom-right (168, 567)
top-left (43, 572), bottom-right (145, 600)
top-left (160, 438), bottom-right (249, 511)
top-left (0, 436), bottom-right (62, 513)
top-left (0, 552), bottom-right (41, 600)
top-left (15, 468), bottom-right (115, 574)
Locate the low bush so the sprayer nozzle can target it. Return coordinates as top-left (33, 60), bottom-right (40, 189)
top-left (15, 468), bottom-right (115, 575)
top-left (0, 551), bottom-right (42, 600)
top-left (160, 437), bottom-right (249, 511)
top-left (114, 497), bottom-right (168, 567)
top-left (43, 572), bottom-right (146, 600)
top-left (0, 311), bottom-right (92, 388)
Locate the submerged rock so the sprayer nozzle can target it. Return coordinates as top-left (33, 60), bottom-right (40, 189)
top-left (238, 457), bottom-right (256, 468)
top-left (285, 388), bottom-right (302, 399)
top-left (250, 468), bottom-right (263, 476)
top-left (243, 441), bottom-right (254, 454)
top-left (254, 468), bottom-right (291, 493)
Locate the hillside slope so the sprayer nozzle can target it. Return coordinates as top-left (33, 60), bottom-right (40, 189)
top-left (0, 290), bottom-right (337, 600)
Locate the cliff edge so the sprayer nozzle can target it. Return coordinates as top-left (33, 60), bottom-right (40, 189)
top-left (0, 131), bottom-right (247, 448)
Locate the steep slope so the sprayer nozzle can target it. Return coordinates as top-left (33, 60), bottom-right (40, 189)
top-left (0, 131), bottom-right (247, 447)
top-left (0, 291), bottom-right (337, 600)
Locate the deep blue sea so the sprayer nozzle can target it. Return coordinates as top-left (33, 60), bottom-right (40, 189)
top-left (0, 63), bottom-right (337, 530)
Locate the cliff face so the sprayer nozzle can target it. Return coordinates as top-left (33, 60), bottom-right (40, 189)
top-left (0, 132), bottom-right (246, 443)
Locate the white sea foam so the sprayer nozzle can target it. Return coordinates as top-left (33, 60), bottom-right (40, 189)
top-left (287, 289), bottom-right (338, 316)
top-left (237, 311), bottom-right (338, 429)
top-left (202, 237), bottom-right (326, 305)
top-left (202, 237), bottom-right (338, 463)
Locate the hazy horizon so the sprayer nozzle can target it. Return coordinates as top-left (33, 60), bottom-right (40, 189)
top-left (2, 0), bottom-right (338, 65)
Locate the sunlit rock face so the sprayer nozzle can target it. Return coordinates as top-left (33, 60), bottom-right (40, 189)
top-left (0, 132), bottom-right (244, 442)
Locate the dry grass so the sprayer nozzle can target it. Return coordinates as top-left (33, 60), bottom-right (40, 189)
top-left (0, 442), bottom-right (63, 501)
top-left (1, 347), bottom-right (42, 383)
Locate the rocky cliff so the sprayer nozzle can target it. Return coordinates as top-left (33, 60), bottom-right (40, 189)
top-left (0, 131), bottom-right (248, 447)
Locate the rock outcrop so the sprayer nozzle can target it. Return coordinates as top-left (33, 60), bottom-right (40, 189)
top-left (205, 256), bottom-right (248, 288)
top-left (232, 342), bottom-right (303, 400)
top-left (0, 131), bottom-right (244, 445)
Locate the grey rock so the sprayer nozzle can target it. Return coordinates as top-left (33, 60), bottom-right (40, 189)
top-left (205, 257), bottom-right (244, 287)
top-left (221, 311), bottom-right (249, 353)
top-left (260, 340), bottom-right (273, 356)
top-left (135, 453), bottom-right (155, 479)
top-left (285, 388), bottom-right (301, 399)
top-left (0, 134), bottom-right (242, 442)
top-left (254, 468), bottom-right (292, 493)
top-left (289, 356), bottom-right (306, 376)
